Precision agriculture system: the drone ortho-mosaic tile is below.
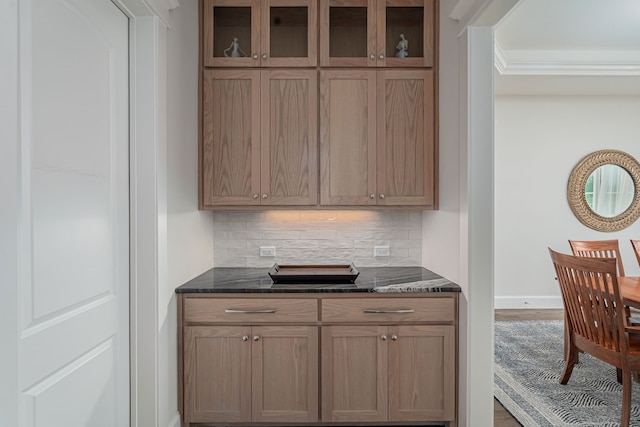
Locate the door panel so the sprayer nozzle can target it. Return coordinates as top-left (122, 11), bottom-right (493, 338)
top-left (261, 70), bottom-right (318, 206)
top-left (20, 0), bottom-right (129, 425)
top-left (377, 69), bottom-right (435, 206)
top-left (321, 325), bottom-right (388, 422)
top-left (389, 325), bottom-right (456, 421)
top-left (184, 326), bottom-right (252, 423)
top-left (252, 326), bottom-right (319, 422)
top-left (202, 69), bottom-right (261, 206)
top-left (320, 70), bottom-right (377, 205)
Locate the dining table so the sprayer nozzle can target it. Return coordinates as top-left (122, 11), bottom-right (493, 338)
top-left (621, 276), bottom-right (640, 309)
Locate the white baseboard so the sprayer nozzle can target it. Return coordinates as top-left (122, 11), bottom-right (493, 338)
top-left (168, 412), bottom-right (181, 427)
top-left (494, 296), bottom-right (563, 309)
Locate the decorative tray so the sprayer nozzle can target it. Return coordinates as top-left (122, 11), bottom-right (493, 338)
top-left (268, 263), bottom-right (359, 284)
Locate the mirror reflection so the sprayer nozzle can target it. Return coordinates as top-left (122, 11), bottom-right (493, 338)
top-left (585, 164), bottom-right (634, 218)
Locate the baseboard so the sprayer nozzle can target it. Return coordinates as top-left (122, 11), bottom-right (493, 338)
top-left (494, 296), bottom-right (563, 309)
top-left (168, 412), bottom-right (181, 427)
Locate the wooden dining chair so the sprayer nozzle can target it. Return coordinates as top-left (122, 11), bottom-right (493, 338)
top-left (568, 239), bottom-right (626, 276)
top-left (631, 240), bottom-right (640, 268)
top-left (549, 248), bottom-right (640, 427)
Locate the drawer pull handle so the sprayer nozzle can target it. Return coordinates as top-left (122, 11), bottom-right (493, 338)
top-left (363, 309), bottom-right (415, 314)
top-left (225, 309), bottom-right (277, 314)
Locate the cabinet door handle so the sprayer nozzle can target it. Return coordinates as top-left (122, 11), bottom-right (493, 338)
top-left (253, 193), bottom-right (259, 199)
top-left (262, 193), bottom-right (268, 199)
top-left (370, 193), bottom-right (376, 199)
top-left (391, 335), bottom-right (398, 341)
top-left (262, 53), bottom-right (268, 60)
top-left (252, 53), bottom-right (258, 59)
top-left (363, 309), bottom-right (415, 314)
top-left (225, 309), bottom-right (277, 314)
top-left (370, 54), bottom-right (375, 60)
top-left (253, 335), bottom-right (260, 341)
top-left (242, 335), bottom-right (249, 341)
top-left (379, 194), bottom-right (385, 199)
top-left (379, 54), bottom-right (384, 59)
top-left (381, 335), bottom-right (387, 341)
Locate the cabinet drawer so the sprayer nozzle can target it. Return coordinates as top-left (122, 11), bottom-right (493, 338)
top-left (184, 298), bottom-right (318, 323)
top-left (321, 297), bottom-right (455, 323)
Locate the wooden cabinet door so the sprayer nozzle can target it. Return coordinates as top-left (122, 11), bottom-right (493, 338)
top-left (320, 70), bottom-right (377, 206)
top-left (252, 326), bottom-right (319, 422)
top-left (376, 69), bottom-right (436, 207)
top-left (261, 70), bottom-right (318, 205)
top-left (388, 325), bottom-right (456, 421)
top-left (321, 325), bottom-right (388, 422)
top-left (201, 69), bottom-right (261, 207)
top-left (184, 326), bottom-right (252, 423)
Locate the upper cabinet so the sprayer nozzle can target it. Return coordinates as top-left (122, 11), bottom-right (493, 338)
top-left (198, 0), bottom-right (438, 210)
top-left (202, 0), bottom-right (318, 67)
top-left (320, 69), bottom-right (436, 207)
top-left (200, 69), bottom-right (318, 208)
top-left (319, 0), bottom-right (435, 67)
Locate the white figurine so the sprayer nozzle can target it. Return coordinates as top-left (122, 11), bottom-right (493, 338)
top-left (395, 33), bottom-right (408, 58)
top-left (224, 37), bottom-right (247, 58)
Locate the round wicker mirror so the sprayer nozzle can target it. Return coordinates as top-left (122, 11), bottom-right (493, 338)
top-left (568, 149), bottom-right (640, 232)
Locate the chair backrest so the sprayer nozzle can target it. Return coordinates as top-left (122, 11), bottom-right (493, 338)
top-left (568, 239), bottom-right (626, 277)
top-left (549, 248), bottom-right (628, 354)
top-left (631, 240), bottom-right (640, 268)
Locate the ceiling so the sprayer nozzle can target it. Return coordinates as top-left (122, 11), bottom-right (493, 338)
top-left (494, 0), bottom-right (640, 95)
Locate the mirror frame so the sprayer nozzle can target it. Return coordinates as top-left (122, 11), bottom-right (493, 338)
top-left (568, 149), bottom-right (640, 232)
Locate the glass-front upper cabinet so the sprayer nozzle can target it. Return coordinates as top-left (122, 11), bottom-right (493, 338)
top-left (320, 0), bottom-right (435, 67)
top-left (203, 0), bottom-right (318, 67)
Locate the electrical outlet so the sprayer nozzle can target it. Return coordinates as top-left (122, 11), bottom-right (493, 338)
top-left (374, 246), bottom-right (390, 257)
top-left (260, 246), bottom-right (276, 257)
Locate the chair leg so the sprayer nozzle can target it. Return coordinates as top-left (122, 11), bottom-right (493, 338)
top-left (621, 369), bottom-right (632, 427)
top-left (560, 343), bottom-right (579, 384)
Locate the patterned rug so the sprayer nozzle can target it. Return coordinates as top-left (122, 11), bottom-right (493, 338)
top-left (494, 320), bottom-right (640, 426)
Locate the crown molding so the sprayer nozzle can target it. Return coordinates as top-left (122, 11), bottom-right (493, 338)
top-left (494, 41), bottom-right (640, 76)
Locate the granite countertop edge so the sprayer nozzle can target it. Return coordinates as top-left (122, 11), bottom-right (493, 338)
top-left (175, 266), bottom-right (461, 294)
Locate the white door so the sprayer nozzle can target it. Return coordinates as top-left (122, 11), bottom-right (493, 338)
top-left (18, 0), bottom-right (130, 425)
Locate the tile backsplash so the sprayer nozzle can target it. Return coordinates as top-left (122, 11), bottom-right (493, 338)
top-left (213, 210), bottom-right (423, 267)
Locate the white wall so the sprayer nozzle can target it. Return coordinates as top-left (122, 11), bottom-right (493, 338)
top-left (495, 95), bottom-right (640, 309)
top-left (163, 2), bottom-right (215, 427)
top-left (422, 0), bottom-right (461, 283)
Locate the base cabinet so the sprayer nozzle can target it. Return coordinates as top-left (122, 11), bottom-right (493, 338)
top-left (322, 324), bottom-right (455, 422)
top-left (184, 325), bottom-right (318, 424)
top-left (179, 293), bottom-right (457, 426)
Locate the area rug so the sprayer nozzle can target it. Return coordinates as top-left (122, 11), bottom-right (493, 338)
top-left (494, 320), bottom-right (640, 426)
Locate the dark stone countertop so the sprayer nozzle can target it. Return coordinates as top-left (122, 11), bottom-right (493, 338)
top-left (175, 266), bottom-right (461, 294)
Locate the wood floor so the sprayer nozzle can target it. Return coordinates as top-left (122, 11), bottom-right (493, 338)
top-left (493, 309), bottom-right (565, 427)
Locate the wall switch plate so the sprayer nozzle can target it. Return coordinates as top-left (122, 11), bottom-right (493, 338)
top-left (260, 246), bottom-right (276, 257)
top-left (374, 246), bottom-right (390, 257)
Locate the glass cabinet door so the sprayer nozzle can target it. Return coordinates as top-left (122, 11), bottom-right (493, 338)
top-left (320, 0), bottom-right (375, 67)
top-left (203, 0), bottom-right (317, 67)
top-left (379, 0), bottom-right (435, 68)
top-left (320, 0), bottom-right (434, 67)
top-left (262, 0), bottom-right (318, 67)
top-left (202, 0), bottom-right (261, 67)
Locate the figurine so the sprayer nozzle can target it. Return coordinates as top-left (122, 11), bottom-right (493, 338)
top-left (224, 37), bottom-right (247, 58)
top-left (395, 33), bottom-right (408, 58)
